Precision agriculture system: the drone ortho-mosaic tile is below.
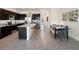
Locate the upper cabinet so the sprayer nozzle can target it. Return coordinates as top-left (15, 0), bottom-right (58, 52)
top-left (15, 14), bottom-right (26, 20)
top-left (32, 14), bottom-right (40, 20)
top-left (0, 8), bottom-right (26, 20)
top-left (0, 14), bottom-right (9, 20)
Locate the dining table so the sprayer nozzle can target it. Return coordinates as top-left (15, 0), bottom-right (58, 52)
top-left (53, 26), bottom-right (69, 41)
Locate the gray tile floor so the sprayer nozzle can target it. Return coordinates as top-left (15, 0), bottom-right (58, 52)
top-left (2, 25), bottom-right (79, 50)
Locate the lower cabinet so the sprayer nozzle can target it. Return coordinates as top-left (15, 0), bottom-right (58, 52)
top-left (0, 23), bottom-right (25, 39)
top-left (0, 26), bottom-right (12, 39)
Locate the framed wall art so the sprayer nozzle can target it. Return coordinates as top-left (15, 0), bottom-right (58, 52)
top-left (69, 10), bottom-right (78, 22)
top-left (62, 12), bottom-right (69, 21)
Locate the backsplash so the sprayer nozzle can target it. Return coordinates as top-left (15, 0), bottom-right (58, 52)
top-left (0, 20), bottom-right (26, 25)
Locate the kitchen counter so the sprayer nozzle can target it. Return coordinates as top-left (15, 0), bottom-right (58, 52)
top-left (0, 24), bottom-right (10, 27)
top-left (0, 23), bottom-right (25, 39)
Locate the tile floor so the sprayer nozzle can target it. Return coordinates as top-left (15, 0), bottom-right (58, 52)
top-left (0, 25), bottom-right (79, 50)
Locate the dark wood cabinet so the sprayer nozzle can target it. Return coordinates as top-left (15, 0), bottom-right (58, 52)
top-left (0, 14), bottom-right (9, 20)
top-left (15, 14), bottom-right (26, 20)
top-left (0, 9), bottom-right (15, 20)
top-left (0, 26), bottom-right (12, 39)
top-left (0, 23), bottom-right (25, 39)
top-left (0, 8), bottom-right (26, 20)
top-left (32, 14), bottom-right (40, 20)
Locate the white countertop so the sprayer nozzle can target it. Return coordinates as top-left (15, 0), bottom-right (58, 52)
top-left (18, 24), bottom-right (36, 28)
top-left (0, 25), bottom-right (10, 27)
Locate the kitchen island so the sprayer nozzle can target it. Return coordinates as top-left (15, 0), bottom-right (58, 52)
top-left (18, 24), bottom-right (36, 40)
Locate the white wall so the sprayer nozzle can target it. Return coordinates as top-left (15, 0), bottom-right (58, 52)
top-left (40, 8), bottom-right (51, 28)
top-left (40, 8), bottom-right (62, 28)
top-left (60, 8), bottom-right (79, 41)
top-left (50, 8), bottom-right (62, 25)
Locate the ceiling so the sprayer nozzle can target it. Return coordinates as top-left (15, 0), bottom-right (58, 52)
top-left (3, 8), bottom-right (41, 14)
top-left (14, 8), bottom-right (40, 11)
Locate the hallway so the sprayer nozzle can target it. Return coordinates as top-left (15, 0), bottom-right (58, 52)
top-left (1, 25), bottom-right (79, 50)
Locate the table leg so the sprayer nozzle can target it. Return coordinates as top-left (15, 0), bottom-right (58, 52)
top-left (67, 30), bottom-right (69, 41)
top-left (55, 29), bottom-right (56, 39)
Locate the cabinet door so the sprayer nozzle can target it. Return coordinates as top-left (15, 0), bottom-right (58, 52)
top-left (1, 26), bottom-right (12, 38)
